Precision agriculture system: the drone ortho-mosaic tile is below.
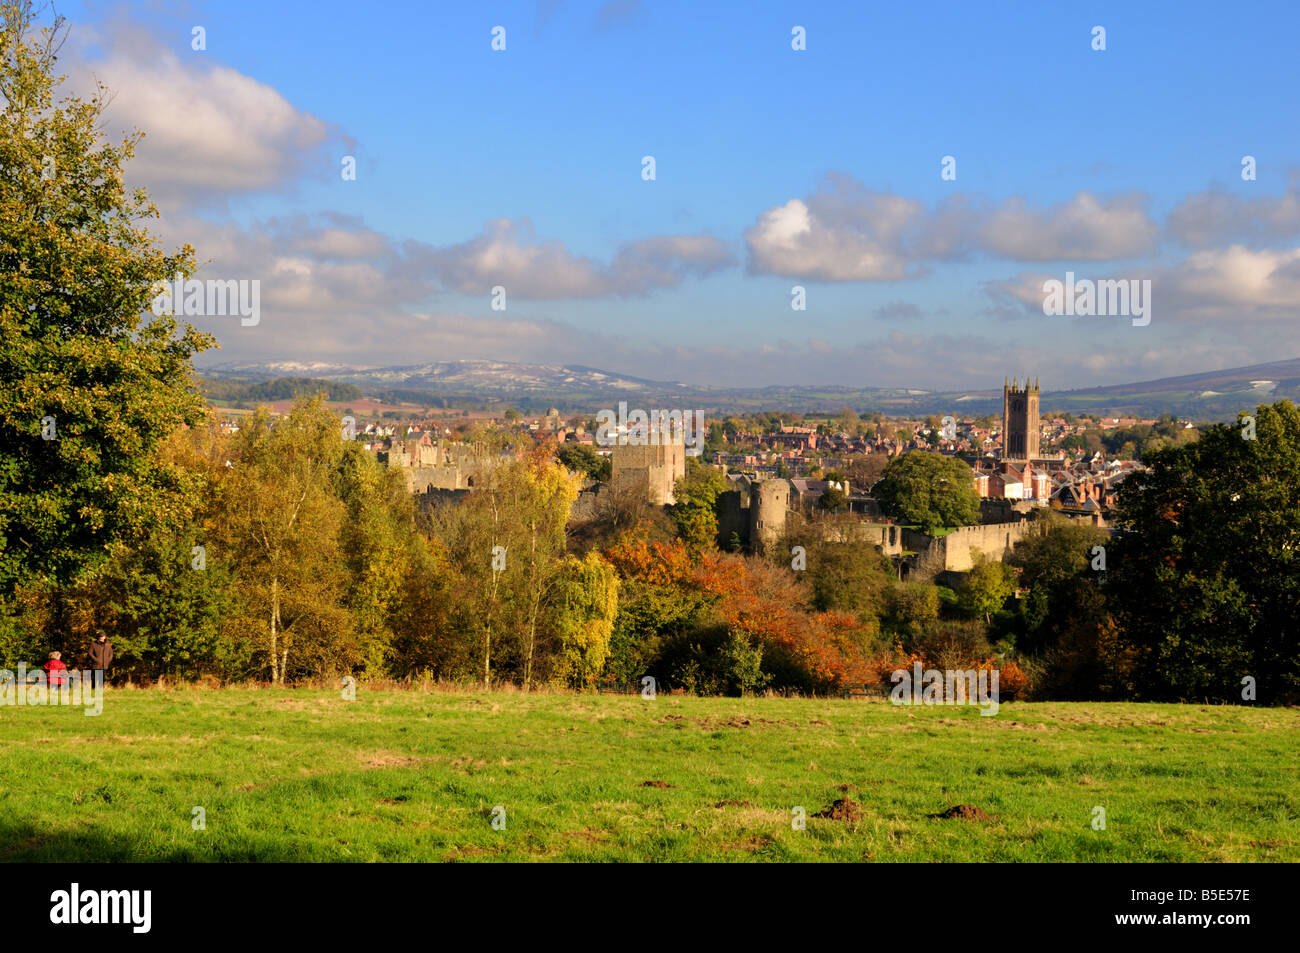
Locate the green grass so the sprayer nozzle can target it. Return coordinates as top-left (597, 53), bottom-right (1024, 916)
top-left (1, 688), bottom-right (1296, 862)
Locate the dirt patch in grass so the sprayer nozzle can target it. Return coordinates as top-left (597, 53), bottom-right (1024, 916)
top-left (693, 716), bottom-right (802, 730)
top-left (641, 780), bottom-right (675, 789)
top-left (560, 828), bottom-right (611, 842)
top-left (930, 804), bottom-right (995, 821)
top-left (362, 752), bottom-right (438, 769)
top-left (723, 834), bottom-right (775, 852)
top-left (713, 799), bottom-right (754, 808)
top-left (815, 797), bottom-right (863, 822)
top-left (450, 756), bottom-right (491, 771)
top-left (0, 836), bottom-right (47, 860)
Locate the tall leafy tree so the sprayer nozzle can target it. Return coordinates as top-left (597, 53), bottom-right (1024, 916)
top-left (671, 459), bottom-right (727, 555)
top-left (958, 560), bottom-right (1016, 625)
top-left (433, 453), bottom-right (578, 686)
top-left (214, 398), bottom-right (352, 683)
top-left (0, 3), bottom-right (214, 595)
top-left (1006, 512), bottom-right (1120, 698)
top-left (1110, 400), bottom-right (1300, 702)
top-left (550, 552), bottom-right (619, 688)
top-left (875, 451), bottom-right (979, 533)
top-left (335, 441), bottom-right (422, 674)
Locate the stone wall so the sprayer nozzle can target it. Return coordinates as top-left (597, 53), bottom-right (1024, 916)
top-left (904, 520), bottom-right (1043, 579)
top-left (716, 488), bottom-right (749, 550)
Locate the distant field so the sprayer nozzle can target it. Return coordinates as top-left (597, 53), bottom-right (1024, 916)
top-left (1, 689), bottom-right (1295, 862)
top-left (209, 400), bottom-right (500, 422)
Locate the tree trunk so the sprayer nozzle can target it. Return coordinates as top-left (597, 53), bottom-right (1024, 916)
top-left (269, 576), bottom-right (283, 685)
top-left (523, 521), bottom-right (539, 690)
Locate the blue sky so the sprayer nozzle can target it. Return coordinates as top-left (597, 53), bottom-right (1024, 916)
top-left (53, 0), bottom-right (1300, 389)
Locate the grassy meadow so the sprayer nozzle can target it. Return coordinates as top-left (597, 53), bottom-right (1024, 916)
top-left (0, 687), bottom-right (1296, 862)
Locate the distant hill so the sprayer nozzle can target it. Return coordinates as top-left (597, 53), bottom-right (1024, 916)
top-left (197, 357), bottom-right (1300, 420)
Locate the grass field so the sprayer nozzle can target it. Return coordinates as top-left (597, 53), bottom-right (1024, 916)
top-left (1, 688), bottom-right (1296, 862)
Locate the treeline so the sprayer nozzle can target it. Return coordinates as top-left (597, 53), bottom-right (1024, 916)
top-left (1058, 413), bottom-right (1200, 460)
top-left (200, 376), bottom-right (364, 404)
top-left (3, 396), bottom-right (1298, 704)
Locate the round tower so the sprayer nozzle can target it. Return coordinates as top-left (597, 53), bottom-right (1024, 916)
top-left (749, 479), bottom-right (791, 553)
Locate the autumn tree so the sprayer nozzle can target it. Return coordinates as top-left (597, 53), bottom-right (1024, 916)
top-left (334, 440), bottom-right (424, 675)
top-left (214, 398), bottom-right (353, 683)
top-left (433, 453), bottom-right (578, 687)
top-left (550, 552), bottom-right (619, 688)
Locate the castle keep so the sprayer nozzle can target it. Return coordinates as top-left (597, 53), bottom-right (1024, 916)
top-left (610, 442), bottom-right (687, 505)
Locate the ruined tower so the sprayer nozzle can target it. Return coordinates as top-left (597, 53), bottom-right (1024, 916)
top-left (1002, 377), bottom-right (1040, 461)
top-left (748, 479), bottom-right (791, 553)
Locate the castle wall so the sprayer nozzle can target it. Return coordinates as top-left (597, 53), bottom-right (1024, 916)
top-left (905, 520), bottom-right (1042, 580)
top-left (716, 489), bottom-right (749, 550)
top-left (381, 440), bottom-right (500, 493)
top-left (570, 485), bottom-right (606, 522)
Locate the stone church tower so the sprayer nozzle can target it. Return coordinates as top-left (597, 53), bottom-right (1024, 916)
top-left (1002, 377), bottom-right (1040, 461)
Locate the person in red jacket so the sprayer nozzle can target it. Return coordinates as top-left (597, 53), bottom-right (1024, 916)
top-left (44, 651), bottom-right (68, 689)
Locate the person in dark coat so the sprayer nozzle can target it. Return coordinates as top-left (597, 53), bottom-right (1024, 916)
top-left (89, 631), bottom-right (114, 680)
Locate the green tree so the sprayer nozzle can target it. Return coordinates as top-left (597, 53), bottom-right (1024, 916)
top-left (1110, 400), bottom-right (1300, 702)
top-left (555, 441), bottom-right (611, 482)
top-left (807, 541), bottom-right (892, 625)
top-left (1005, 512), bottom-right (1117, 698)
top-left (887, 581), bottom-right (940, 640)
top-left (671, 459), bottom-right (727, 555)
top-left (818, 486), bottom-right (848, 512)
top-left (0, 4), bottom-right (214, 595)
top-left (875, 451), bottom-right (979, 533)
top-left (958, 560), bottom-right (1016, 624)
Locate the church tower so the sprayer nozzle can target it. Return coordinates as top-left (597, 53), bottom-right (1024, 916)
top-left (1002, 377), bottom-right (1040, 461)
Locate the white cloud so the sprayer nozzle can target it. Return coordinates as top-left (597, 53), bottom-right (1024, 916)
top-left (745, 184), bottom-right (926, 281)
top-left (1166, 180), bottom-right (1300, 247)
top-left (1162, 245), bottom-right (1300, 319)
top-left (419, 219), bottom-right (734, 298)
top-left (978, 192), bottom-right (1157, 261)
top-left (745, 177), bottom-right (1159, 281)
top-left (66, 22), bottom-right (343, 210)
